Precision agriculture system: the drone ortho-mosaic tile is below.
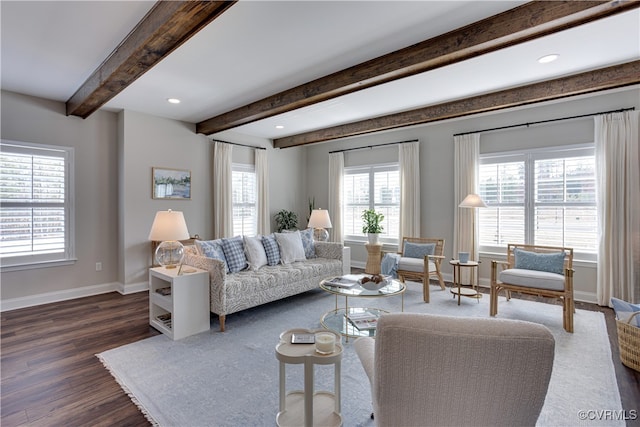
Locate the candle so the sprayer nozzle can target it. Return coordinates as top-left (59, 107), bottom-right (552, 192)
top-left (315, 332), bottom-right (336, 354)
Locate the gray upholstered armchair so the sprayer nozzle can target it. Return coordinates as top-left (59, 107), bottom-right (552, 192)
top-left (354, 313), bottom-right (555, 427)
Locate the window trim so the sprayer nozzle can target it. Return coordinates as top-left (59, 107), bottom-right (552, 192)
top-left (343, 162), bottom-right (400, 245)
top-left (231, 162), bottom-right (257, 237)
top-left (1, 140), bottom-right (76, 271)
top-left (479, 143), bottom-right (596, 262)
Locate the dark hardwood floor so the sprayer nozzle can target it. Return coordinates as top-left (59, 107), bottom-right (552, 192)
top-left (1, 284), bottom-right (638, 426)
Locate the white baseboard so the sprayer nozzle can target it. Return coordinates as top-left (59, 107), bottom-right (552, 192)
top-left (1, 282), bottom-right (120, 312)
top-left (117, 280), bottom-right (149, 295)
top-left (1, 280), bottom-right (150, 312)
top-left (351, 260), bottom-right (365, 269)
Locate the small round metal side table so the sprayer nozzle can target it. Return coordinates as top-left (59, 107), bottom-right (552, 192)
top-left (449, 259), bottom-right (481, 305)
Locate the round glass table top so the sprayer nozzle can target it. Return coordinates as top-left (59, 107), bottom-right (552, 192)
top-left (319, 274), bottom-right (405, 297)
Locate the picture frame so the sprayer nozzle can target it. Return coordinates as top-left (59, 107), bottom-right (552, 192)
top-left (152, 167), bottom-right (191, 200)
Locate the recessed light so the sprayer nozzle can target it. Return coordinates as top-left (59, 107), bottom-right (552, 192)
top-left (275, 125), bottom-right (284, 129)
top-left (538, 54), bottom-right (559, 64)
top-left (167, 98), bottom-right (181, 104)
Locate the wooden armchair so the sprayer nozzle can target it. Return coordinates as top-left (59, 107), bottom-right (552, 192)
top-left (396, 237), bottom-right (446, 303)
top-left (490, 243), bottom-right (574, 332)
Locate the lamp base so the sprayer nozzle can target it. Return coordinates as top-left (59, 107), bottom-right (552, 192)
top-left (155, 240), bottom-right (185, 268)
top-left (313, 228), bottom-right (329, 242)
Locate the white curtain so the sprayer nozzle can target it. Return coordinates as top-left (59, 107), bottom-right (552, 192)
top-left (328, 152), bottom-right (344, 243)
top-left (453, 133), bottom-right (480, 284)
top-left (595, 111), bottom-right (640, 305)
top-left (255, 149), bottom-right (270, 235)
top-left (213, 141), bottom-right (233, 239)
top-left (399, 141), bottom-right (420, 239)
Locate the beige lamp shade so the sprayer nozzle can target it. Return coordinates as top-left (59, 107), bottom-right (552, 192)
top-left (148, 210), bottom-right (190, 241)
top-left (458, 193), bottom-right (488, 208)
top-left (308, 208), bottom-right (332, 241)
top-left (307, 209), bottom-right (333, 229)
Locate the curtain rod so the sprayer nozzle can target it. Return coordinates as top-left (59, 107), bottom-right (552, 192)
top-left (211, 138), bottom-right (266, 150)
top-left (328, 139), bottom-right (418, 154)
top-left (453, 107), bottom-right (636, 137)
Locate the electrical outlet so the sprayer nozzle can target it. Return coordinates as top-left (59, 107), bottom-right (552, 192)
top-left (96, 262), bottom-right (102, 272)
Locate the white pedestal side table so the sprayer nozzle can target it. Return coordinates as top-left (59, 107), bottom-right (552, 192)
top-left (275, 329), bottom-right (343, 427)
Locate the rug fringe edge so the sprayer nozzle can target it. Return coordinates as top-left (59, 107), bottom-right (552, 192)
top-left (96, 353), bottom-right (160, 426)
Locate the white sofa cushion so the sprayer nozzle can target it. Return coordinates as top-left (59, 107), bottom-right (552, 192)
top-left (397, 257), bottom-right (436, 273)
top-left (243, 235), bottom-right (268, 271)
top-left (275, 231), bottom-right (306, 264)
top-left (499, 268), bottom-right (565, 291)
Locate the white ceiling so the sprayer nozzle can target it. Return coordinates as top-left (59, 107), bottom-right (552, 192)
top-left (2, 1), bottom-right (639, 141)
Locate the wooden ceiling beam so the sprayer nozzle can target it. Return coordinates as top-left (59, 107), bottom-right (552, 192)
top-left (196, 0), bottom-right (638, 135)
top-left (273, 61), bottom-right (640, 148)
top-left (66, 1), bottom-right (236, 118)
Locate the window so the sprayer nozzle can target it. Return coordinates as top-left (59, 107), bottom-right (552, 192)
top-left (479, 145), bottom-right (596, 260)
top-left (1, 140), bottom-right (75, 270)
top-left (343, 164), bottom-right (400, 243)
top-left (232, 164), bottom-right (256, 236)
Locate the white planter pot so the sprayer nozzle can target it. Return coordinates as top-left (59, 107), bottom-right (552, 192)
top-left (367, 233), bottom-right (380, 244)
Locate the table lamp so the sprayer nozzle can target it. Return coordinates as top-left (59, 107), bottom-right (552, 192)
top-left (307, 208), bottom-right (332, 241)
top-left (148, 209), bottom-right (190, 268)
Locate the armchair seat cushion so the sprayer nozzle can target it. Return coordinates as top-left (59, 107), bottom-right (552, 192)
top-left (398, 257), bottom-right (436, 274)
top-left (499, 268), bottom-right (565, 291)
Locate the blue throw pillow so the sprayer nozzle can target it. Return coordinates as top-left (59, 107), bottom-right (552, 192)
top-left (611, 297), bottom-right (640, 327)
top-left (514, 248), bottom-right (565, 275)
top-left (299, 228), bottom-right (316, 258)
top-left (262, 234), bottom-right (281, 266)
top-left (195, 239), bottom-right (229, 272)
top-left (221, 236), bottom-right (247, 273)
top-left (403, 242), bottom-right (435, 259)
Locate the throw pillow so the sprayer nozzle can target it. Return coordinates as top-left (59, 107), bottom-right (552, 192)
top-left (195, 239), bottom-right (229, 272)
top-left (262, 234), bottom-right (281, 266)
top-left (611, 297), bottom-right (640, 327)
top-left (244, 235), bottom-right (268, 271)
top-left (221, 236), bottom-right (248, 273)
top-left (275, 231), bottom-right (306, 264)
top-left (403, 242), bottom-right (435, 259)
top-left (299, 228), bottom-right (316, 258)
top-left (514, 248), bottom-right (565, 275)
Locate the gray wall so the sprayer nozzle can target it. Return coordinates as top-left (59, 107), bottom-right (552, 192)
top-left (118, 110), bottom-right (214, 290)
top-left (1, 91), bottom-right (120, 304)
top-left (0, 94), bottom-right (308, 309)
top-left (1, 86), bottom-right (637, 308)
top-left (303, 87), bottom-right (640, 303)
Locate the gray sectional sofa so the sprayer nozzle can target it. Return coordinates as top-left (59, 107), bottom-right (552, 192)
top-left (183, 232), bottom-right (343, 331)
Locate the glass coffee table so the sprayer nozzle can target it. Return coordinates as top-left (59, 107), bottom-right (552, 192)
top-left (319, 274), bottom-right (405, 341)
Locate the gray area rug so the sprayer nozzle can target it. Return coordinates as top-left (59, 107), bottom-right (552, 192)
top-left (98, 283), bottom-right (622, 427)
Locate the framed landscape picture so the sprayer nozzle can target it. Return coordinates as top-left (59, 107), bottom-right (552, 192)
top-left (152, 167), bottom-right (191, 200)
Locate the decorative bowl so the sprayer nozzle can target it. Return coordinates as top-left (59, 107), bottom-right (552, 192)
top-left (360, 277), bottom-right (388, 291)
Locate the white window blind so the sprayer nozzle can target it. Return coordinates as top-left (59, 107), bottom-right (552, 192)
top-left (343, 164), bottom-right (399, 243)
top-left (1, 140), bottom-right (75, 269)
top-left (232, 164), bottom-right (256, 237)
top-left (479, 145), bottom-right (596, 260)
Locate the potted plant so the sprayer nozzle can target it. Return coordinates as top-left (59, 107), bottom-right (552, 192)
top-left (275, 209), bottom-right (298, 232)
top-left (362, 209), bottom-right (384, 244)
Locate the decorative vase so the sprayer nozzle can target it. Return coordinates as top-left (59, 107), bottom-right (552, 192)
top-left (367, 233), bottom-right (380, 244)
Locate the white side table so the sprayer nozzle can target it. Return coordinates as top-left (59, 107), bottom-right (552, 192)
top-left (149, 266), bottom-right (210, 340)
top-left (275, 329), bottom-right (343, 427)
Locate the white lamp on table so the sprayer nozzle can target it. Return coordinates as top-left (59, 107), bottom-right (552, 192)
top-left (307, 208), bottom-right (332, 241)
top-left (148, 209), bottom-right (190, 268)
